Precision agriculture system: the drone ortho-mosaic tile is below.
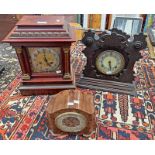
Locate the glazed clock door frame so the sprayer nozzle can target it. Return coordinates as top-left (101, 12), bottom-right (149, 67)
top-left (26, 46), bottom-right (63, 78)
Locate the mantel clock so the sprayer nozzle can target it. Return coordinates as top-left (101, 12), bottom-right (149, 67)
top-left (46, 90), bottom-right (96, 134)
top-left (3, 15), bottom-right (76, 95)
top-left (77, 28), bottom-right (147, 95)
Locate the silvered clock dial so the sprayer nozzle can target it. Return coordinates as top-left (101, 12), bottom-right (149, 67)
top-left (96, 50), bottom-right (125, 75)
top-left (28, 47), bottom-right (61, 73)
top-left (55, 112), bottom-right (87, 133)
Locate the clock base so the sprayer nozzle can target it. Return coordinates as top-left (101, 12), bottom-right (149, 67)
top-left (19, 83), bottom-right (75, 95)
top-left (76, 76), bottom-right (137, 96)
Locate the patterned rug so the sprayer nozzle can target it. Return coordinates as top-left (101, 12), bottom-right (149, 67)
top-left (0, 43), bottom-right (20, 92)
top-left (0, 43), bottom-right (155, 140)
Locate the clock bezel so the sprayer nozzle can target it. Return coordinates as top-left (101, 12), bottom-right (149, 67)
top-left (90, 47), bottom-right (129, 80)
top-left (55, 112), bottom-right (87, 133)
top-left (95, 50), bottom-right (126, 75)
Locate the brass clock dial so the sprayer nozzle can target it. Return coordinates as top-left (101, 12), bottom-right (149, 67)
top-left (55, 112), bottom-right (87, 133)
top-left (28, 47), bottom-right (61, 73)
top-left (96, 50), bottom-right (125, 75)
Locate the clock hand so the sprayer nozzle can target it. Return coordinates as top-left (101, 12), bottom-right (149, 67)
top-left (108, 61), bottom-right (111, 71)
top-left (43, 51), bottom-right (53, 66)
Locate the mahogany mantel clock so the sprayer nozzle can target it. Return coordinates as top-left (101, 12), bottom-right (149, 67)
top-left (77, 28), bottom-right (147, 95)
top-left (3, 15), bottom-right (76, 95)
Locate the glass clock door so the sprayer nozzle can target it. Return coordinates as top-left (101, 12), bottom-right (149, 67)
top-left (28, 47), bottom-right (61, 73)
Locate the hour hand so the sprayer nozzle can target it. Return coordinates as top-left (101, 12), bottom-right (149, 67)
top-left (108, 61), bottom-right (111, 70)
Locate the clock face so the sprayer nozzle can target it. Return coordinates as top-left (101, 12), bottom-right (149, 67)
top-left (55, 112), bottom-right (87, 133)
top-left (96, 50), bottom-right (125, 75)
top-left (28, 47), bottom-right (61, 73)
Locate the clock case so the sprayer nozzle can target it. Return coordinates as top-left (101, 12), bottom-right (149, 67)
top-left (46, 90), bottom-right (96, 135)
top-left (3, 16), bottom-right (76, 95)
top-left (77, 28), bottom-right (147, 95)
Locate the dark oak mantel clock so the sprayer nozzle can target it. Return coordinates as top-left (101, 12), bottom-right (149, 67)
top-left (77, 28), bottom-right (147, 95)
top-left (3, 15), bottom-right (76, 95)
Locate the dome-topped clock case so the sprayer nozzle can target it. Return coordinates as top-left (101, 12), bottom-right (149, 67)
top-left (77, 28), bottom-right (147, 95)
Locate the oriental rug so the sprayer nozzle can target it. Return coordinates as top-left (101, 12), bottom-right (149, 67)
top-left (0, 43), bottom-right (155, 140)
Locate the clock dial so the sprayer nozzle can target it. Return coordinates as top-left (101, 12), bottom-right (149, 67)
top-left (96, 50), bottom-right (125, 75)
top-left (28, 47), bottom-right (61, 73)
top-left (55, 112), bottom-right (87, 133)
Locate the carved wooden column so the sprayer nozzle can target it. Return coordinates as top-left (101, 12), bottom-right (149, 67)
top-left (15, 47), bottom-right (31, 80)
top-left (63, 47), bottom-right (71, 79)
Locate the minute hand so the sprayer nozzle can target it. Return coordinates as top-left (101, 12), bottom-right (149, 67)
top-left (44, 53), bottom-right (52, 66)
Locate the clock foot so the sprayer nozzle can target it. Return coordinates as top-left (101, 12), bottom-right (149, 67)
top-left (76, 77), bottom-right (137, 96)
